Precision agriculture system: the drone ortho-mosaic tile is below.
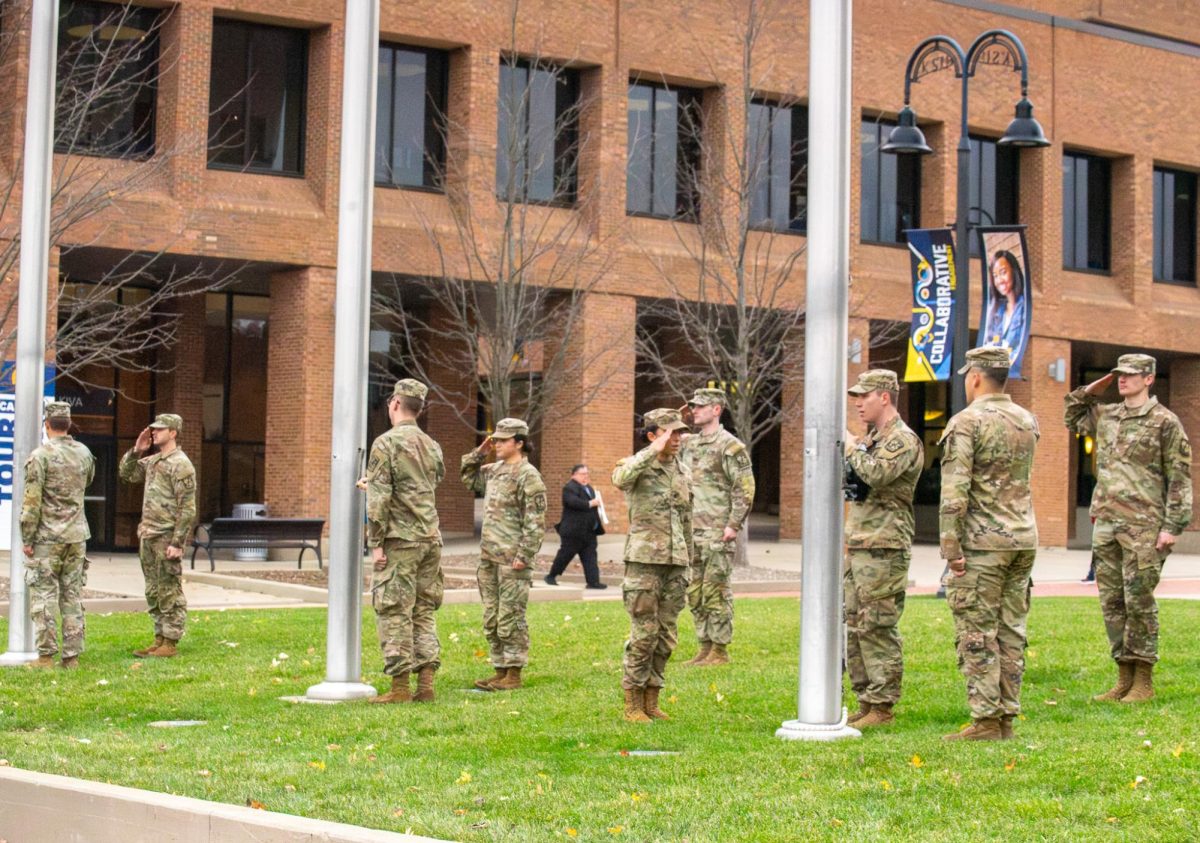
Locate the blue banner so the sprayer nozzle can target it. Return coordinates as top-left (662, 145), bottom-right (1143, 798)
top-left (975, 226), bottom-right (1031, 379)
top-left (903, 228), bottom-right (957, 382)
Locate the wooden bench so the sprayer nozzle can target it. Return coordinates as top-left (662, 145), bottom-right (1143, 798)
top-left (189, 518), bottom-right (325, 571)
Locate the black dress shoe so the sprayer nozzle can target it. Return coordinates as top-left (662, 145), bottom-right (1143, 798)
top-left (585, 583), bottom-right (608, 590)
top-left (543, 575), bottom-right (558, 586)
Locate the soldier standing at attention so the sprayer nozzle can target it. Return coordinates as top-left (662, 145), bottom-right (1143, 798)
top-left (841, 370), bottom-right (923, 729)
top-left (20, 402), bottom-right (95, 669)
top-left (940, 347), bottom-right (1039, 742)
top-left (461, 418), bottom-right (547, 691)
top-left (119, 413), bottom-right (197, 658)
top-left (679, 387), bottom-right (754, 667)
top-left (365, 379), bottom-right (445, 704)
top-left (1064, 354), bottom-right (1192, 704)
top-left (613, 408), bottom-right (693, 723)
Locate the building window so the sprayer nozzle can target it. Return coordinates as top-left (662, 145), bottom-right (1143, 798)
top-left (1062, 152), bottom-right (1111, 271)
top-left (860, 119), bottom-right (921, 244)
top-left (626, 82), bottom-right (701, 220)
top-left (55, 1), bottom-right (160, 158)
top-left (1153, 167), bottom-right (1197, 284)
top-left (376, 44), bottom-right (448, 189)
top-left (748, 101), bottom-right (807, 232)
top-left (496, 59), bottom-right (580, 204)
top-left (967, 136), bottom-right (1019, 254)
top-left (208, 19), bottom-right (307, 175)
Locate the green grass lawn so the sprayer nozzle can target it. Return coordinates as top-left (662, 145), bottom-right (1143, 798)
top-left (2, 596), bottom-right (1200, 842)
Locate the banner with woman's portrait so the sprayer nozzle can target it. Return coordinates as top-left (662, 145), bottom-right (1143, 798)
top-left (975, 226), bottom-right (1031, 379)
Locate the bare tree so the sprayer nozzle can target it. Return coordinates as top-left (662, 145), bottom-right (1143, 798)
top-left (0, 2), bottom-right (237, 389)
top-left (371, 0), bottom-right (624, 436)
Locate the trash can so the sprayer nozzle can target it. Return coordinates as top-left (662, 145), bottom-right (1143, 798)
top-left (232, 503), bottom-right (268, 561)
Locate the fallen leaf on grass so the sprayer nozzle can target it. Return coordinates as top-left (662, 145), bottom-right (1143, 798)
top-left (246, 799), bottom-right (266, 810)
top-left (1143, 740), bottom-right (1152, 749)
top-left (1053, 687), bottom-right (1066, 693)
top-left (631, 791), bottom-right (646, 803)
top-left (453, 808), bottom-right (467, 816)
top-left (456, 770), bottom-right (472, 785)
top-left (327, 744), bottom-right (341, 751)
top-left (308, 760), bottom-right (326, 771)
top-left (247, 688), bottom-right (258, 697)
top-left (471, 821), bottom-right (489, 829)
top-left (608, 826), bottom-right (624, 835)
top-left (284, 784), bottom-right (296, 792)
top-left (1044, 700), bottom-right (1058, 706)
top-left (619, 749), bottom-right (630, 757)
top-left (566, 829), bottom-right (578, 838)
top-left (830, 819), bottom-right (844, 828)
top-left (129, 663), bottom-right (142, 671)
top-left (393, 809), bottom-right (405, 818)
top-left (668, 695), bottom-right (678, 704)
top-left (880, 780), bottom-right (892, 791)
top-left (1004, 759), bottom-right (1017, 772)
top-left (197, 770), bottom-right (211, 777)
top-left (96, 679), bottom-right (109, 687)
top-left (910, 755), bottom-right (924, 769)
top-left (473, 649), bottom-right (486, 659)
top-left (1173, 744), bottom-right (1185, 758)
top-left (1130, 776), bottom-right (1145, 790)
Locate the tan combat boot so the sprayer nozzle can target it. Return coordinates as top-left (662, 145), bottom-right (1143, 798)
top-left (474, 667), bottom-right (507, 691)
top-left (623, 688), bottom-right (651, 723)
top-left (492, 666), bottom-right (523, 691)
top-left (1120, 662), bottom-right (1154, 704)
top-left (32, 655), bottom-right (56, 669)
top-left (848, 702), bottom-right (873, 725)
top-left (1094, 661), bottom-right (1135, 702)
top-left (643, 686), bottom-right (670, 720)
top-left (700, 643), bottom-right (730, 666)
top-left (133, 635), bottom-right (163, 658)
top-left (148, 639), bottom-right (178, 658)
top-left (413, 666), bottom-right (436, 702)
top-left (683, 642), bottom-right (712, 667)
top-left (369, 673), bottom-right (412, 704)
top-left (60, 655), bottom-right (80, 670)
top-left (855, 703), bottom-right (894, 729)
top-left (942, 718), bottom-right (1003, 741)
top-left (1000, 715), bottom-right (1015, 740)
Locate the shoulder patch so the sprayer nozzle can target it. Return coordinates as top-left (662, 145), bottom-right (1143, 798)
top-left (181, 475), bottom-right (195, 491)
top-left (885, 438), bottom-right (905, 453)
top-left (724, 439), bottom-right (747, 456)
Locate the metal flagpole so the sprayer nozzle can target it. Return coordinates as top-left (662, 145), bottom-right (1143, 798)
top-left (777, 0), bottom-right (859, 740)
top-left (1, 0), bottom-right (60, 667)
top-left (306, 0), bottom-right (380, 700)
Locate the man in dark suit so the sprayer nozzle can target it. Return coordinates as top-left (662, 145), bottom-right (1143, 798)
top-left (544, 464), bottom-right (607, 589)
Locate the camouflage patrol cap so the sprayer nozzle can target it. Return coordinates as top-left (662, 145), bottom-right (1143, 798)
top-left (392, 378), bottom-right (429, 400)
top-left (490, 417), bottom-right (529, 440)
top-left (148, 413), bottom-right (183, 432)
top-left (847, 369), bottom-right (899, 396)
top-left (957, 345), bottom-right (1012, 375)
top-left (688, 387), bottom-right (727, 407)
top-left (44, 401), bottom-right (71, 420)
top-left (1111, 353), bottom-right (1156, 377)
top-left (643, 407), bottom-right (689, 433)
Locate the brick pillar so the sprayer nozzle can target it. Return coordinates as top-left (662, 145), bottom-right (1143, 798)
top-left (1170, 358), bottom-right (1200, 532)
top-left (425, 307), bottom-right (478, 536)
top-left (542, 292), bottom-right (637, 533)
top-left (156, 291), bottom-right (205, 464)
top-left (264, 266), bottom-right (335, 520)
top-left (1011, 336), bottom-right (1073, 547)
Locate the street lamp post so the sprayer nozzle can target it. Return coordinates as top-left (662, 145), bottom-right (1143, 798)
top-left (882, 30), bottom-right (1049, 415)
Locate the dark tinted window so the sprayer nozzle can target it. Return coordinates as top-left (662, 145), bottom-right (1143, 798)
top-left (376, 44), bottom-right (447, 189)
top-left (967, 136), bottom-right (1019, 254)
top-left (748, 101), bottom-right (807, 232)
top-left (626, 82), bottom-right (702, 220)
top-left (1062, 152), bottom-right (1111, 271)
top-left (1153, 167), bottom-right (1196, 284)
top-left (860, 120), bottom-right (921, 243)
top-left (496, 60), bottom-right (580, 204)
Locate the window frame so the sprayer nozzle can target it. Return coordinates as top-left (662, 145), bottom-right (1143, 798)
top-left (206, 17), bottom-right (309, 178)
top-left (1152, 166), bottom-right (1197, 286)
top-left (375, 42), bottom-right (449, 192)
top-left (495, 57), bottom-right (582, 207)
top-left (625, 80), bottom-right (703, 222)
top-left (1062, 150), bottom-right (1112, 274)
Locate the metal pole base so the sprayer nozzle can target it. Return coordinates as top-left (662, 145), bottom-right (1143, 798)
top-left (776, 709), bottom-right (862, 742)
top-left (305, 680), bottom-right (377, 702)
top-left (0, 650), bottom-right (39, 666)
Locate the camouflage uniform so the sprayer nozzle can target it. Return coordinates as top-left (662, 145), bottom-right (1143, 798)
top-left (366, 380), bottom-right (445, 678)
top-left (680, 389), bottom-right (755, 648)
top-left (940, 348), bottom-right (1039, 723)
top-left (20, 402), bottom-right (95, 659)
top-left (461, 418), bottom-right (547, 669)
top-left (843, 371), bottom-right (923, 707)
top-left (1064, 354), bottom-right (1193, 666)
top-left (118, 414), bottom-right (197, 643)
top-left (613, 409), bottom-right (694, 690)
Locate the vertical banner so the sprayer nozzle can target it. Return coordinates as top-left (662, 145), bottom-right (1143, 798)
top-left (0, 363), bottom-right (55, 550)
top-left (903, 228), bottom-right (957, 382)
top-left (975, 226), bottom-right (1031, 378)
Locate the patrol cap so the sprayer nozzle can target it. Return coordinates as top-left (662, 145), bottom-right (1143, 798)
top-left (688, 387), bottom-right (727, 407)
top-left (490, 417), bottom-right (529, 440)
top-left (148, 413), bottom-right (183, 433)
top-left (1111, 353), bottom-right (1156, 377)
top-left (847, 369), bottom-right (899, 396)
top-left (44, 401), bottom-right (71, 420)
top-left (392, 378), bottom-right (429, 400)
top-left (957, 346), bottom-right (1012, 375)
top-left (643, 407), bottom-right (689, 433)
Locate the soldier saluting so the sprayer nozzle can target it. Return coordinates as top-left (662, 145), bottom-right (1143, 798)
top-left (1064, 354), bottom-right (1192, 703)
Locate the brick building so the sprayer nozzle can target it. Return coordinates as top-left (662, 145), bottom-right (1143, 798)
top-left (2, 0), bottom-right (1198, 550)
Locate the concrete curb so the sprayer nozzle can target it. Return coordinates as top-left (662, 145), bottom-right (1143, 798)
top-left (0, 764), bottom-right (445, 842)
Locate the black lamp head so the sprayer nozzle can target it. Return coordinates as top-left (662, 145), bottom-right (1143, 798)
top-left (881, 106), bottom-right (932, 155)
top-left (999, 97), bottom-right (1050, 148)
